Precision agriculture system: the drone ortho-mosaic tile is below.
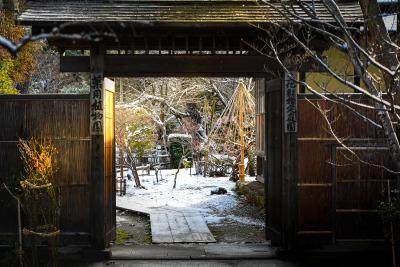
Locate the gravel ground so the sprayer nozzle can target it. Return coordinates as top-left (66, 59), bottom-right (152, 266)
top-left (113, 192), bottom-right (266, 246)
top-left (114, 210), bottom-right (151, 245)
top-left (208, 193), bottom-right (266, 243)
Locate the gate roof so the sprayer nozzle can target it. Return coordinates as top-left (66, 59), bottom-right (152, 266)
top-left (16, 0), bottom-right (364, 76)
top-left (18, 0), bottom-right (363, 26)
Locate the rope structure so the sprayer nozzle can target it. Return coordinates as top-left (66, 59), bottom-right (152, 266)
top-left (23, 224), bottom-right (60, 237)
top-left (206, 81), bottom-right (255, 180)
top-left (21, 180), bottom-right (52, 189)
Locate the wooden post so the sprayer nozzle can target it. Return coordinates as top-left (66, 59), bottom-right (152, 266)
top-left (283, 71), bottom-right (298, 250)
top-left (90, 41), bottom-right (106, 250)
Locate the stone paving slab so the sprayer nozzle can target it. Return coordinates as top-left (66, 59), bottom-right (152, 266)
top-left (63, 259), bottom-right (305, 267)
top-left (111, 243), bottom-right (276, 260)
top-left (82, 259), bottom-right (305, 267)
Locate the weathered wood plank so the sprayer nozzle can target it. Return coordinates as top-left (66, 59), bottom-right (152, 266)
top-left (150, 211), bottom-right (215, 243)
top-left (185, 214), bottom-right (216, 242)
top-left (167, 213), bottom-right (195, 243)
top-left (150, 213), bottom-right (174, 243)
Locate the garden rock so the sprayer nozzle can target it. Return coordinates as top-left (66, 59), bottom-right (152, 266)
top-left (211, 187), bottom-right (228, 195)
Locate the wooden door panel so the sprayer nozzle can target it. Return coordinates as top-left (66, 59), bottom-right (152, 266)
top-left (265, 78), bottom-right (283, 246)
top-left (104, 78), bottom-right (116, 245)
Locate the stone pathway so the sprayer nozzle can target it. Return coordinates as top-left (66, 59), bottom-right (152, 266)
top-left (116, 205), bottom-right (216, 243)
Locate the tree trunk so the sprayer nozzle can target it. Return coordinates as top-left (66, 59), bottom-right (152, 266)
top-left (229, 156), bottom-right (240, 182)
top-left (126, 155), bottom-right (141, 187)
top-left (173, 154), bottom-right (185, 189)
top-left (358, 0), bottom-right (399, 90)
top-left (324, 0), bottom-right (400, 170)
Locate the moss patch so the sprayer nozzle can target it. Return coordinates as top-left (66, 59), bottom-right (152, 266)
top-left (115, 228), bottom-right (131, 245)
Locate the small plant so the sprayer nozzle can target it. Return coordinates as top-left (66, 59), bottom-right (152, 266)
top-left (377, 190), bottom-right (400, 228)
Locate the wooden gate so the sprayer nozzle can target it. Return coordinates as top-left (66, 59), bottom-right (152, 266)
top-left (104, 78), bottom-right (116, 245)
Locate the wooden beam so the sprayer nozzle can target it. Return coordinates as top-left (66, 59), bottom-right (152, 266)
top-left (60, 55), bottom-right (323, 77)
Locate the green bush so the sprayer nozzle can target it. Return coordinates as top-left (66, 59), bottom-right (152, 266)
top-left (169, 142), bottom-right (183, 169)
top-left (168, 141), bottom-right (192, 169)
top-left (377, 192), bottom-right (400, 228)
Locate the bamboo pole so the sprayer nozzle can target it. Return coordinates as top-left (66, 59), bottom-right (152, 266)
top-left (203, 97), bottom-right (209, 176)
top-left (120, 78), bottom-right (123, 103)
top-left (239, 82), bottom-right (245, 181)
top-left (210, 94), bottom-right (217, 132)
top-left (204, 96), bottom-right (208, 136)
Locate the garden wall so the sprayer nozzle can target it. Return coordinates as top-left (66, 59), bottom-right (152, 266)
top-left (0, 94), bottom-right (91, 246)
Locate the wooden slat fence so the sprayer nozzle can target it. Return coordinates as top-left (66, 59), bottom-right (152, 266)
top-left (297, 95), bottom-right (396, 245)
top-left (0, 94), bottom-right (91, 246)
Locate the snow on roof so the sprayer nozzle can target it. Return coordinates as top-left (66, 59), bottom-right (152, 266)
top-left (383, 14), bottom-right (397, 32)
top-left (167, 133), bottom-right (192, 141)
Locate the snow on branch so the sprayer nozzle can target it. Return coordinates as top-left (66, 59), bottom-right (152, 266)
top-left (0, 23), bottom-right (117, 57)
top-left (133, 94), bottom-right (191, 118)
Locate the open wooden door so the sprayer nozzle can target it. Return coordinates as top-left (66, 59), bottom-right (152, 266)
top-left (255, 78), bottom-right (266, 184)
top-left (265, 74), bottom-right (298, 249)
top-left (265, 78), bottom-right (283, 246)
top-left (104, 78), bottom-right (116, 246)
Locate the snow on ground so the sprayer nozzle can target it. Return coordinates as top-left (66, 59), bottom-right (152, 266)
top-left (116, 167), bottom-right (261, 226)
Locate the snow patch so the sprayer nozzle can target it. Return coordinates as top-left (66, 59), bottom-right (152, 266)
top-left (116, 168), bottom-right (255, 224)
